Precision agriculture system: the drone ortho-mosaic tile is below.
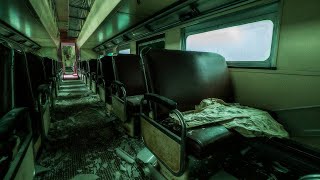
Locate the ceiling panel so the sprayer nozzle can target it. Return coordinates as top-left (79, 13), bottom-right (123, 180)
top-left (56, 0), bottom-right (69, 21)
top-left (82, 0), bottom-right (176, 48)
top-left (55, 0), bottom-right (69, 30)
top-left (68, 0), bottom-right (94, 38)
top-left (118, 0), bottom-right (176, 17)
top-left (0, 0), bottom-right (55, 47)
top-left (82, 12), bottom-right (141, 48)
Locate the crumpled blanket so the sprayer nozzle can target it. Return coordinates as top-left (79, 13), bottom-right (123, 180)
top-left (171, 98), bottom-right (289, 138)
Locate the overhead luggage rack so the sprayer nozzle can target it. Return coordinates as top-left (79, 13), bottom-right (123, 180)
top-left (0, 20), bottom-right (41, 52)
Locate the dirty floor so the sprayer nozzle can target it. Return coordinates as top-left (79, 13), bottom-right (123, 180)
top-left (35, 80), bottom-right (147, 180)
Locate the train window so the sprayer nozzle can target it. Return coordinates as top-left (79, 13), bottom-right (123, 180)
top-left (118, 44), bottom-right (131, 54)
top-left (186, 20), bottom-right (274, 62)
top-left (184, 2), bottom-right (280, 68)
top-left (119, 48), bottom-right (130, 54)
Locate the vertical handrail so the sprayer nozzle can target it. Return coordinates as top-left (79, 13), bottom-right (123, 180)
top-left (11, 49), bottom-right (15, 109)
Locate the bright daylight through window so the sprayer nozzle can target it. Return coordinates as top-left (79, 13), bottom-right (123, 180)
top-left (186, 20), bottom-right (274, 62)
top-left (119, 49), bottom-right (130, 54)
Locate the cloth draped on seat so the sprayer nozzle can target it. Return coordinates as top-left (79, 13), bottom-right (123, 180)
top-left (170, 98), bottom-right (289, 138)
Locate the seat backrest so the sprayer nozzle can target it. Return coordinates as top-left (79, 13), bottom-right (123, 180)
top-left (0, 44), bottom-right (13, 117)
top-left (14, 52), bottom-right (44, 139)
top-left (89, 59), bottom-right (97, 74)
top-left (113, 55), bottom-right (145, 96)
top-left (83, 61), bottom-right (87, 71)
top-left (52, 59), bottom-right (57, 75)
top-left (26, 53), bottom-right (46, 95)
top-left (100, 56), bottom-right (114, 87)
top-left (57, 60), bottom-right (62, 72)
top-left (80, 61), bottom-right (87, 72)
top-left (14, 51), bottom-right (35, 109)
top-left (78, 61), bottom-right (82, 70)
top-left (43, 57), bottom-right (53, 79)
top-left (142, 49), bottom-right (234, 111)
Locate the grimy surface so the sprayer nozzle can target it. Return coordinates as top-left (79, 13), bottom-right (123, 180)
top-left (35, 80), bottom-right (147, 180)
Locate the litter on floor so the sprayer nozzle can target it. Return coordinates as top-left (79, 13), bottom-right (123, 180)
top-left (35, 80), bottom-right (148, 180)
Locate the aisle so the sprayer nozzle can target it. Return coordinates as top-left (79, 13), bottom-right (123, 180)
top-left (35, 80), bottom-right (146, 180)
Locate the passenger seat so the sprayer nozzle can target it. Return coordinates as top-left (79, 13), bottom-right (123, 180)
top-left (140, 49), bottom-right (237, 176)
top-left (88, 59), bottom-right (98, 93)
top-left (111, 54), bottom-right (146, 136)
top-left (14, 52), bottom-right (51, 156)
top-left (97, 56), bottom-right (115, 113)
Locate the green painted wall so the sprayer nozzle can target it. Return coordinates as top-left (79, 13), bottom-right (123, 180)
top-left (80, 48), bottom-right (98, 61)
top-left (36, 47), bottom-right (58, 60)
top-left (130, 41), bottom-right (137, 54)
top-left (165, 28), bottom-right (181, 50)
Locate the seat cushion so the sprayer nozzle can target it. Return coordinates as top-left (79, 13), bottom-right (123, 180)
top-left (186, 125), bottom-right (235, 159)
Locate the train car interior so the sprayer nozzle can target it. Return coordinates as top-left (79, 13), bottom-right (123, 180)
top-left (0, 0), bottom-right (319, 179)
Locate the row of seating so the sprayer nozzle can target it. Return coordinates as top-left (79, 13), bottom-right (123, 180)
top-left (78, 59), bottom-right (98, 93)
top-left (78, 49), bottom-right (317, 179)
top-left (0, 42), bottom-right (62, 179)
top-left (78, 54), bottom-right (144, 136)
top-left (77, 49), bottom-right (239, 177)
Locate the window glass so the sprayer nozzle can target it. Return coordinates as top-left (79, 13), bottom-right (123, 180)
top-left (186, 20), bottom-right (274, 62)
top-left (119, 49), bottom-right (130, 54)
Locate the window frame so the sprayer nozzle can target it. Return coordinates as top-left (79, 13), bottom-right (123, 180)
top-left (183, 2), bottom-right (281, 69)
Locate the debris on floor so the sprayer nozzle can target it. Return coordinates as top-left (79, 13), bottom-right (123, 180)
top-left (115, 148), bottom-right (135, 164)
top-left (35, 165), bottom-right (50, 175)
top-left (137, 148), bottom-right (156, 164)
top-left (35, 80), bottom-right (148, 180)
top-left (114, 171), bottom-right (121, 180)
top-left (71, 174), bottom-right (99, 180)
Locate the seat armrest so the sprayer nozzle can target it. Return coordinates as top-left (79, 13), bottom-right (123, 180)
top-left (91, 72), bottom-right (97, 79)
top-left (37, 84), bottom-right (51, 107)
top-left (57, 69), bottom-right (62, 75)
top-left (97, 76), bottom-right (105, 86)
top-left (144, 93), bottom-right (177, 111)
top-left (97, 76), bottom-right (104, 84)
top-left (112, 80), bottom-right (124, 87)
top-left (111, 80), bottom-right (126, 98)
top-left (48, 77), bottom-right (56, 82)
top-left (0, 108), bottom-right (29, 141)
top-left (140, 93), bottom-right (186, 176)
top-left (37, 84), bottom-right (51, 94)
